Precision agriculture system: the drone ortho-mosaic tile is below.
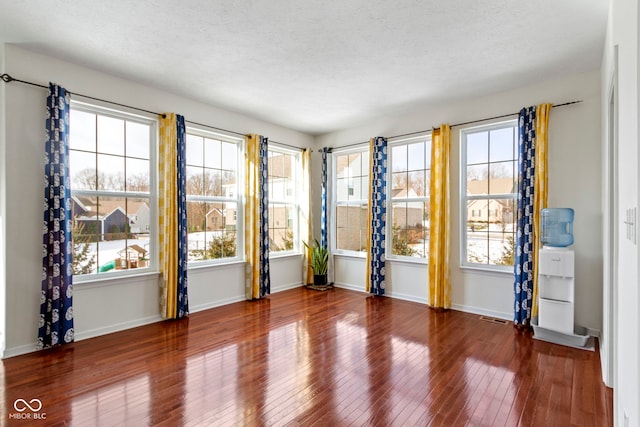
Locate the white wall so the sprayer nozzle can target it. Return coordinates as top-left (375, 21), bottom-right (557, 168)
top-left (317, 70), bottom-right (603, 326)
top-left (0, 43), bottom-right (6, 354)
top-left (602, 0), bottom-right (639, 424)
top-left (1, 45), bottom-right (313, 357)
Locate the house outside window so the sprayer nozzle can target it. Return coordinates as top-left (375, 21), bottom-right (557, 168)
top-left (185, 129), bottom-right (242, 263)
top-left (267, 145), bottom-right (300, 254)
top-left (461, 120), bottom-right (517, 270)
top-left (334, 147), bottom-right (369, 253)
top-left (389, 135), bottom-right (431, 260)
top-left (69, 102), bottom-right (156, 277)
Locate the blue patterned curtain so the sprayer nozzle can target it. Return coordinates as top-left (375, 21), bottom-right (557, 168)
top-left (320, 147), bottom-right (330, 249)
top-left (514, 107), bottom-right (536, 326)
top-left (176, 115), bottom-right (189, 317)
top-left (366, 137), bottom-right (387, 295)
top-left (259, 137), bottom-right (271, 297)
top-left (38, 83), bottom-right (74, 348)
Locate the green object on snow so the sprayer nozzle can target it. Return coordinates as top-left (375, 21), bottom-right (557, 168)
top-left (98, 260), bottom-right (115, 272)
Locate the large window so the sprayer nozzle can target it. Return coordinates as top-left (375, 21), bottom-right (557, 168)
top-left (185, 130), bottom-right (242, 263)
top-left (69, 103), bottom-right (155, 277)
top-left (267, 146), bottom-right (300, 253)
top-left (461, 121), bottom-right (517, 270)
top-left (334, 147), bottom-right (369, 253)
top-left (389, 135), bottom-right (431, 259)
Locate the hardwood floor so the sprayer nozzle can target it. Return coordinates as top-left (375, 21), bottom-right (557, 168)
top-left (1, 287), bottom-right (612, 426)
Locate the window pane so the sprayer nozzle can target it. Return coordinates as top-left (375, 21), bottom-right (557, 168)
top-left (466, 131), bottom-right (488, 165)
top-left (70, 109), bottom-right (96, 152)
top-left (489, 127), bottom-right (515, 162)
top-left (186, 167), bottom-right (204, 196)
top-left (126, 158), bottom-right (149, 192)
top-left (97, 154), bottom-right (125, 191)
top-left (186, 134), bottom-right (204, 167)
top-left (488, 161), bottom-right (515, 194)
top-left (70, 151), bottom-right (97, 190)
top-left (336, 177), bottom-right (349, 201)
top-left (466, 165), bottom-right (488, 194)
top-left (204, 169), bottom-right (223, 197)
top-left (392, 145), bottom-right (407, 172)
top-left (336, 204), bottom-right (367, 252)
top-left (187, 201), bottom-right (237, 261)
top-left (221, 141), bottom-right (237, 169)
top-left (222, 171), bottom-right (236, 198)
top-left (73, 196), bottom-right (150, 274)
top-left (269, 203), bottom-right (294, 252)
top-left (409, 170), bottom-right (426, 197)
top-left (204, 138), bottom-right (221, 169)
top-left (391, 201), bottom-right (427, 258)
top-left (407, 142), bottom-right (425, 171)
top-left (97, 115), bottom-right (125, 156)
top-left (126, 121), bottom-right (150, 159)
top-left (392, 172), bottom-right (408, 196)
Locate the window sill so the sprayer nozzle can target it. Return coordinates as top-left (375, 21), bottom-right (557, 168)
top-left (188, 259), bottom-right (245, 272)
top-left (74, 270), bottom-right (160, 290)
top-left (459, 265), bottom-right (514, 277)
top-left (333, 252), bottom-right (366, 260)
top-left (269, 252), bottom-right (303, 261)
top-left (387, 257), bottom-right (428, 266)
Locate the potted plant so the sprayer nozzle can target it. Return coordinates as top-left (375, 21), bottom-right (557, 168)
top-left (303, 238), bottom-right (329, 287)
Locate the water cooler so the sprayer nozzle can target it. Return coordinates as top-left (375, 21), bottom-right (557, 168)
top-left (533, 208), bottom-right (590, 348)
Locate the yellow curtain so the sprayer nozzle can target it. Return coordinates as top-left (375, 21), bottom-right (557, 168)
top-left (158, 114), bottom-right (179, 318)
top-left (365, 138), bottom-right (375, 292)
top-left (245, 134), bottom-right (261, 299)
top-left (428, 124), bottom-right (451, 309)
top-left (301, 149), bottom-right (314, 284)
top-left (532, 104), bottom-right (551, 317)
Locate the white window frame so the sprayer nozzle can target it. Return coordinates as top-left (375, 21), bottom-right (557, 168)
top-left (460, 120), bottom-right (518, 273)
top-left (387, 134), bottom-right (431, 264)
top-left (185, 126), bottom-right (244, 266)
top-left (332, 144), bottom-right (369, 257)
top-left (70, 100), bottom-right (158, 282)
top-left (267, 143), bottom-right (302, 257)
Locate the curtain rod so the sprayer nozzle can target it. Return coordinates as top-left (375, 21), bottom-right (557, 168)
top-left (1, 73), bottom-right (306, 150)
top-left (331, 100), bottom-right (583, 150)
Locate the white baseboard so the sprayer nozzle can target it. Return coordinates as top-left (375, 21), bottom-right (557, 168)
top-left (75, 314), bottom-right (164, 342)
top-left (3, 343), bottom-right (40, 359)
top-left (271, 281), bottom-right (304, 293)
top-left (386, 291), bottom-right (428, 305)
top-left (449, 303), bottom-right (512, 320)
top-left (333, 282), bottom-right (368, 293)
top-left (3, 314), bottom-right (165, 359)
top-left (190, 296), bottom-right (245, 313)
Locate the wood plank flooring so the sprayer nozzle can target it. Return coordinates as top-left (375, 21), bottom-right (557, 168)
top-left (1, 287), bottom-right (612, 426)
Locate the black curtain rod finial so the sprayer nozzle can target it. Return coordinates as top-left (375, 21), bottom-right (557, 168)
top-left (1, 73), bottom-right (14, 83)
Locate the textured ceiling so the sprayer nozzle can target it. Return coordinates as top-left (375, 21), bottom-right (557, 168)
top-left (0, 1), bottom-right (608, 135)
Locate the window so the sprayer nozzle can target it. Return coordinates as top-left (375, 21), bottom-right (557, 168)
top-left (334, 147), bottom-right (369, 253)
top-left (461, 121), bottom-right (517, 269)
top-left (185, 130), bottom-right (242, 263)
top-left (389, 135), bottom-right (431, 259)
top-left (69, 102), bottom-right (155, 277)
top-left (268, 146), bottom-right (300, 253)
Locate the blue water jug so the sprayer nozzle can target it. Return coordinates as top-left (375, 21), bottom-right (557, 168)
top-left (541, 208), bottom-right (574, 247)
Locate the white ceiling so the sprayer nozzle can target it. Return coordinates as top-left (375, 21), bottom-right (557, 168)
top-left (0, 1), bottom-right (608, 135)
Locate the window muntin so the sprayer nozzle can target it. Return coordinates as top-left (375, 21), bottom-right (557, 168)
top-left (389, 135), bottom-right (431, 260)
top-left (69, 104), bottom-right (155, 277)
top-left (461, 121), bottom-right (517, 270)
top-left (267, 146), bottom-right (300, 254)
top-left (185, 130), bottom-right (242, 264)
top-left (334, 148), bottom-right (369, 253)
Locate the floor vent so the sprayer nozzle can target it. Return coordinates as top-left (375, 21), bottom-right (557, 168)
top-left (479, 316), bottom-right (509, 325)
